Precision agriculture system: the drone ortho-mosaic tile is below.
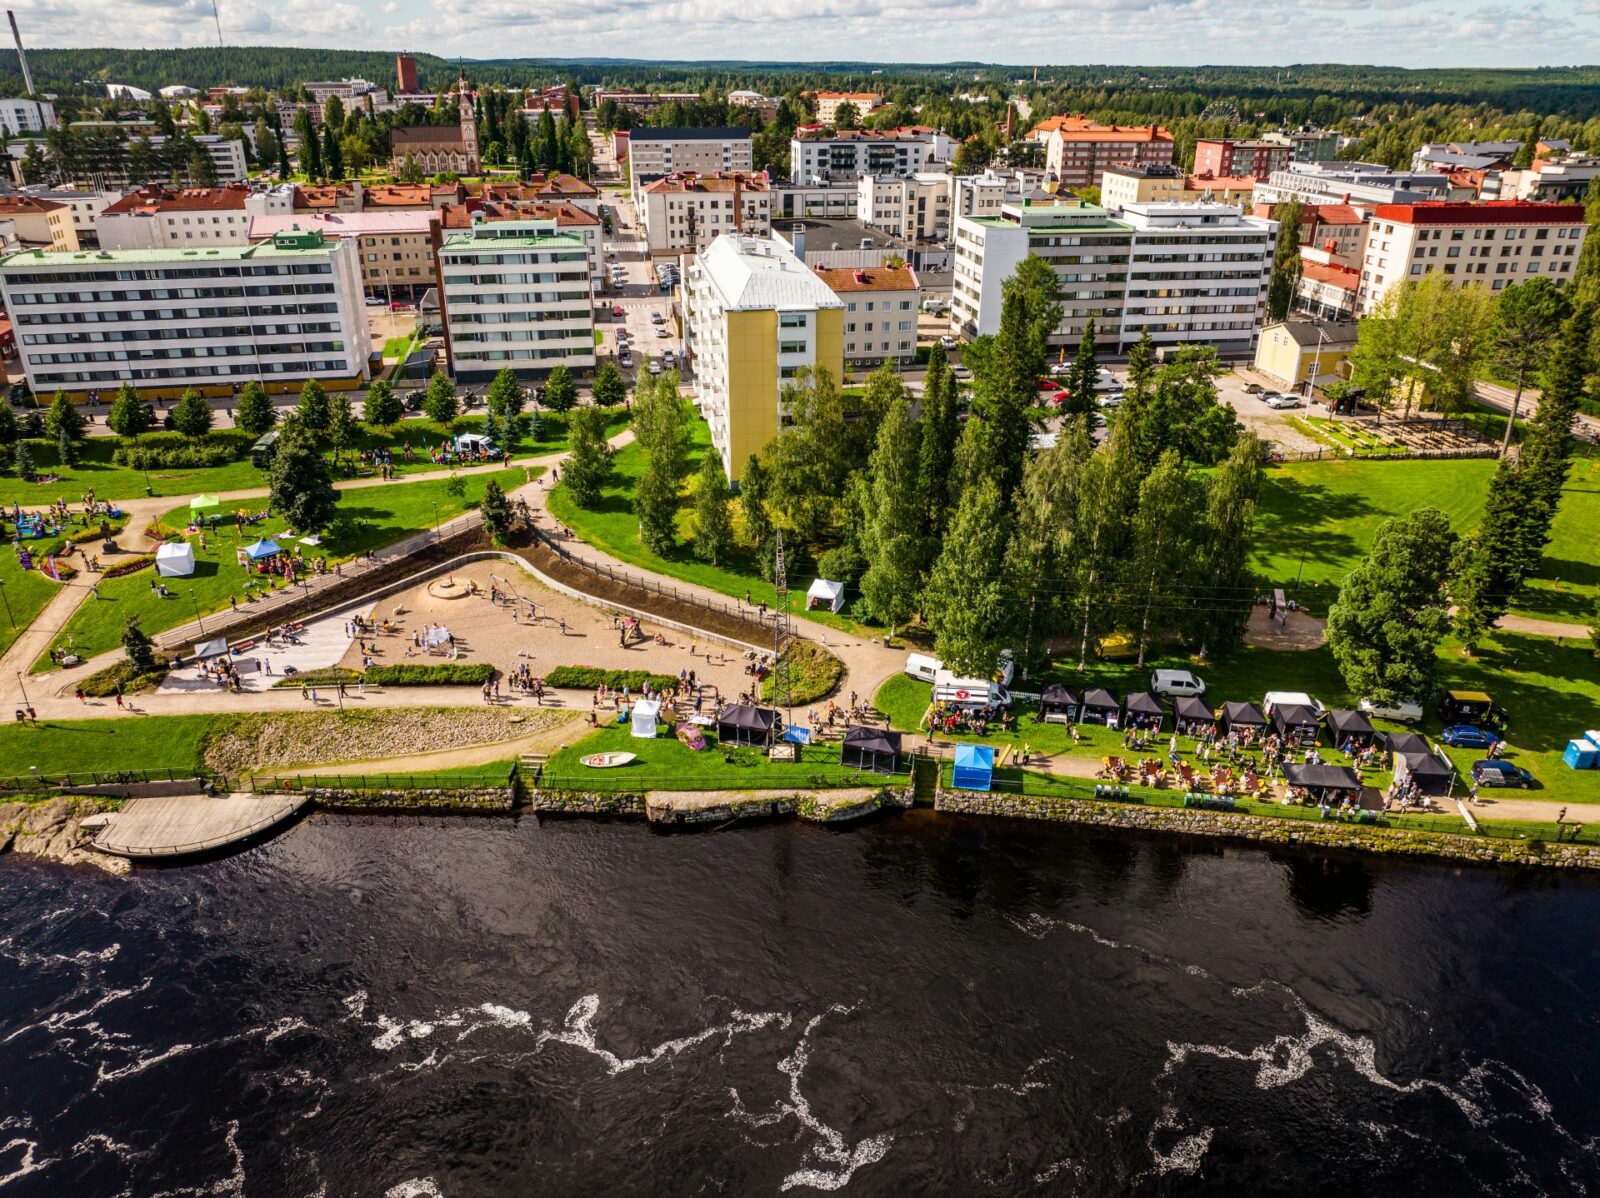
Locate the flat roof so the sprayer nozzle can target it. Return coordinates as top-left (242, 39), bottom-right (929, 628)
top-left (628, 126), bottom-right (750, 141)
top-left (439, 232), bottom-right (586, 251)
top-left (248, 211), bottom-right (439, 239)
top-left (0, 236), bottom-right (336, 267)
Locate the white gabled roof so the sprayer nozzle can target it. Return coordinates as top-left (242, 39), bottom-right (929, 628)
top-left (698, 234), bottom-right (844, 313)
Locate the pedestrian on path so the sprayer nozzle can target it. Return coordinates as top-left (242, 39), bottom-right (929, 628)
top-left (75, 687), bottom-right (85, 703)
top-left (301, 682), bottom-right (309, 701)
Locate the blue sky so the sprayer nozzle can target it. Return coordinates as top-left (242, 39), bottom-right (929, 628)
top-left (10, 0), bottom-right (1598, 70)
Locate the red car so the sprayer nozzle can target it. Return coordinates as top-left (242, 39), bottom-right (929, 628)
top-left (1036, 379), bottom-right (1070, 407)
top-left (388, 301), bottom-right (413, 312)
top-left (611, 305), bottom-right (625, 318)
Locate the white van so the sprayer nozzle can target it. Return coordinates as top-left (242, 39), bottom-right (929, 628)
top-left (1358, 696), bottom-right (1424, 724)
top-left (905, 651), bottom-right (1015, 687)
top-left (1263, 690), bottom-right (1326, 716)
top-left (932, 670), bottom-right (1012, 709)
top-left (1151, 669), bottom-right (1206, 698)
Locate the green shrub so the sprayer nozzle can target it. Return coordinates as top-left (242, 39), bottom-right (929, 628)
top-left (363, 663), bottom-right (496, 686)
top-left (113, 433), bottom-right (250, 471)
top-left (760, 639), bottom-right (844, 706)
top-left (271, 667), bottom-right (362, 689)
top-left (543, 665), bottom-right (679, 691)
top-left (65, 521), bottom-right (125, 545)
top-left (101, 554), bottom-right (155, 578)
top-left (78, 655), bottom-right (169, 697)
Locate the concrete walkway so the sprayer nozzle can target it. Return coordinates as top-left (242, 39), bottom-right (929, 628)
top-left (92, 792), bottom-right (307, 859)
top-left (1494, 612), bottom-right (1592, 640)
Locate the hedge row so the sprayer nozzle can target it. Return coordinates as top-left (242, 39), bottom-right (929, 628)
top-left (363, 663), bottom-right (496, 686)
top-left (79, 656), bottom-right (169, 697)
top-left (544, 665), bottom-right (679, 691)
top-left (102, 554), bottom-right (155, 578)
top-left (114, 443), bottom-right (240, 470)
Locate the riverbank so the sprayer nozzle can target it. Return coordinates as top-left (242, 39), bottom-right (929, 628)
top-left (0, 795), bottom-right (127, 875)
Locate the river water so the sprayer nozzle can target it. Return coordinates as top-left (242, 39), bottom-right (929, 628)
top-left (2, 812), bottom-right (1599, 1196)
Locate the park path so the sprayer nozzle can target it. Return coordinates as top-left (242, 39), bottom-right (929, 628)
top-left (1493, 612), bottom-right (1592, 640)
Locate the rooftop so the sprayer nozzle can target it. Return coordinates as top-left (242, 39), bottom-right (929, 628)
top-left (102, 185), bottom-right (249, 216)
top-left (627, 126), bottom-right (751, 142)
top-left (642, 171), bottom-right (769, 195)
top-left (481, 174), bottom-right (598, 199)
top-left (813, 265), bottom-right (919, 293)
top-left (1299, 261), bottom-right (1361, 290)
top-left (440, 200), bottom-right (599, 229)
top-left (1373, 200), bottom-right (1587, 225)
top-left (439, 231), bottom-right (586, 252)
top-left (248, 211), bottom-right (439, 239)
top-left (1270, 319), bottom-right (1360, 347)
top-left (0, 195), bottom-right (68, 216)
top-left (1, 230), bottom-right (336, 267)
top-left (698, 234), bottom-right (845, 312)
top-left (1185, 174), bottom-right (1257, 190)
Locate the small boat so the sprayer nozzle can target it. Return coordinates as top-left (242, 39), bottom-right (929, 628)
top-left (675, 724), bottom-right (707, 751)
top-left (582, 752), bottom-right (636, 769)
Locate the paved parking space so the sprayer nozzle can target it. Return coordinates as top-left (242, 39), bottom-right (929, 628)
top-left (596, 194), bottom-right (685, 387)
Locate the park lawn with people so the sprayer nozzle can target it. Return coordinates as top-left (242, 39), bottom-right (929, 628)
top-left (0, 549), bottom-right (62, 660)
top-left (544, 723), bottom-right (908, 792)
top-left (547, 415), bottom-right (872, 636)
top-left (1253, 456), bottom-right (1600, 624)
top-left (32, 468), bottom-right (525, 671)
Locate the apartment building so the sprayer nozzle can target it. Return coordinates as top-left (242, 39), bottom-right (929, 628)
top-left (1193, 138), bottom-right (1290, 179)
top-left (1101, 164), bottom-right (1259, 210)
top-left (1251, 201), bottom-right (1369, 266)
top-left (8, 186), bottom-right (122, 245)
top-left (728, 90), bottom-right (779, 124)
top-left (770, 181), bottom-right (859, 221)
top-left (0, 98), bottom-right (55, 137)
top-left (305, 78), bottom-right (389, 107)
top-left (951, 197), bottom-right (1274, 356)
top-left (1296, 249), bottom-right (1361, 320)
top-left (627, 128), bottom-right (753, 187)
top-left (0, 195), bottom-right (77, 250)
top-left (1355, 201), bottom-right (1588, 315)
top-left (1261, 127), bottom-right (1340, 164)
top-left (1412, 140), bottom-right (1521, 173)
top-left (789, 128), bottom-right (951, 184)
top-left (683, 233), bottom-right (844, 481)
top-left (814, 265), bottom-right (920, 367)
top-left (437, 217), bottom-right (595, 382)
top-left (249, 210), bottom-right (443, 298)
top-left (441, 199), bottom-right (602, 286)
top-left (856, 171), bottom-right (1007, 241)
top-left (1500, 155), bottom-right (1600, 202)
top-left (483, 174), bottom-right (600, 216)
top-left (592, 90), bottom-right (701, 116)
top-left (1039, 118), bottom-right (1174, 188)
top-left (96, 185), bottom-right (251, 250)
top-left (638, 172), bottom-right (770, 254)
top-left (0, 228), bottom-right (372, 399)
top-left (1253, 162), bottom-right (1453, 208)
top-left (814, 92), bottom-right (884, 125)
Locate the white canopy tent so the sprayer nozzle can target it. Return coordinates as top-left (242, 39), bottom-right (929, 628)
top-left (191, 637), bottom-right (230, 660)
top-left (806, 578), bottom-right (845, 613)
top-left (155, 541), bottom-right (195, 577)
top-left (631, 699), bottom-right (662, 738)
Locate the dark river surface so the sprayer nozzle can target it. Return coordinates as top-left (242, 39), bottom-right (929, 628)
top-left (2, 811), bottom-right (1599, 1196)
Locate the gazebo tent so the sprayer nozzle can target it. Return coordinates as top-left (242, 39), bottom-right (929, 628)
top-left (1382, 731), bottom-right (1432, 757)
top-left (1272, 703), bottom-right (1322, 741)
top-left (1325, 709), bottom-right (1377, 749)
top-left (717, 703), bottom-right (778, 746)
top-left (952, 743), bottom-right (995, 792)
top-left (1038, 684), bottom-right (1080, 724)
top-left (1283, 762), bottom-right (1363, 802)
top-left (631, 698), bottom-right (661, 738)
top-left (155, 541), bottom-right (195, 577)
top-left (1220, 701), bottom-right (1266, 734)
top-left (1080, 688), bottom-right (1120, 726)
top-left (1124, 692), bottom-right (1165, 729)
top-left (191, 637), bottom-right (229, 660)
top-left (1394, 748), bottom-right (1455, 796)
top-left (243, 538), bottom-right (282, 561)
top-left (1172, 695), bottom-right (1215, 732)
top-left (806, 578), bottom-right (845, 613)
top-left (840, 725), bottom-right (901, 773)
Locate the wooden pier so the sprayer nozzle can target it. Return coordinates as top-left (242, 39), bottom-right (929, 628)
top-left (92, 793), bottom-right (308, 860)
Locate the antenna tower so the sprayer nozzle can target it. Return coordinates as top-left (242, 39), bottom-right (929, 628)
top-left (770, 529), bottom-right (794, 719)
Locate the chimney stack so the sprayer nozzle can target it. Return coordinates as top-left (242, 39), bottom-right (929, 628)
top-left (733, 173), bottom-right (743, 232)
top-left (8, 11), bottom-right (34, 98)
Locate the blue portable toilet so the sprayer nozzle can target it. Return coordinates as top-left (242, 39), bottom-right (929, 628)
top-left (1564, 739), bottom-right (1598, 770)
top-left (952, 743), bottom-right (995, 792)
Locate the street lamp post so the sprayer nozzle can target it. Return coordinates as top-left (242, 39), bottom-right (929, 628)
top-left (0, 577), bottom-right (13, 628)
top-left (190, 591), bottom-right (205, 637)
top-left (15, 671), bottom-right (29, 707)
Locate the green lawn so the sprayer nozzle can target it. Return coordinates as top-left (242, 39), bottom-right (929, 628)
top-left (547, 415), bottom-right (870, 635)
top-left (545, 722), bottom-right (908, 791)
top-left (0, 714), bottom-right (214, 782)
top-left (877, 630), bottom-right (1600, 807)
top-left (33, 468), bottom-right (525, 671)
top-left (1255, 456), bottom-right (1599, 623)
top-left (0, 549), bottom-right (62, 660)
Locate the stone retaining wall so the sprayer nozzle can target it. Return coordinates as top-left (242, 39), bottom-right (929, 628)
top-left (294, 786), bottom-right (515, 813)
top-left (527, 786), bottom-right (912, 826)
top-left (526, 790), bottom-right (648, 817)
top-left (934, 790), bottom-right (1600, 870)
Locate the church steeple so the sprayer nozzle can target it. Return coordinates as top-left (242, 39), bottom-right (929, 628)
top-left (456, 69), bottom-right (479, 173)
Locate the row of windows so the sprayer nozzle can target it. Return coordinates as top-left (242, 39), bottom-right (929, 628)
top-left (452, 330), bottom-right (591, 344)
top-left (4, 264), bottom-right (333, 284)
top-left (24, 322), bottom-right (337, 345)
top-left (456, 348), bottom-right (592, 362)
top-left (14, 303), bottom-right (339, 325)
top-left (844, 321), bottom-right (913, 333)
top-left (32, 359), bottom-right (348, 385)
top-left (448, 309), bottom-right (589, 324)
top-left (441, 253), bottom-right (585, 267)
top-left (30, 342), bottom-right (345, 364)
top-left (843, 299), bottom-right (914, 312)
top-left (11, 284), bottom-right (336, 305)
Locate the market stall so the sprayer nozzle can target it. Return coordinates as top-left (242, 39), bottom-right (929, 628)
top-left (1220, 702), bottom-right (1267, 736)
top-left (806, 578), bottom-right (845, 613)
top-left (1325, 709), bottom-right (1377, 750)
top-left (717, 703), bottom-right (778, 746)
top-left (1080, 688), bottom-right (1121, 727)
top-left (1172, 695), bottom-right (1216, 734)
top-left (1037, 684), bottom-right (1080, 724)
top-left (155, 541), bottom-right (195, 577)
top-left (1272, 702), bottom-right (1321, 742)
top-left (952, 743), bottom-right (995, 792)
top-left (631, 698), bottom-right (662, 738)
top-left (840, 725), bottom-right (901, 773)
top-left (1124, 692), bottom-right (1165, 730)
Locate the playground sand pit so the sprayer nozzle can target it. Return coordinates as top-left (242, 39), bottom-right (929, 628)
top-left (1245, 604), bottom-right (1327, 651)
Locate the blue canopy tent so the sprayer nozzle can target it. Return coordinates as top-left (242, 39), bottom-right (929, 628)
top-left (952, 743), bottom-right (995, 792)
top-left (243, 538), bottom-right (283, 562)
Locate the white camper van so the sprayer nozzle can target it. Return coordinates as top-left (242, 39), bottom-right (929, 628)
top-left (932, 669), bottom-right (1012, 709)
top-left (904, 651), bottom-right (1015, 687)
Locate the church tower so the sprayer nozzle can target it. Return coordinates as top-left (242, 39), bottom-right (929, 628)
top-left (457, 71), bottom-right (480, 172)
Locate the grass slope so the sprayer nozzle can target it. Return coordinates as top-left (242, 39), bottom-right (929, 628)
top-left (0, 714), bottom-right (214, 780)
top-left (0, 550), bottom-right (61, 661)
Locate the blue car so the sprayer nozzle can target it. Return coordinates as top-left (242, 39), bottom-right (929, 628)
top-left (1472, 760), bottom-right (1533, 788)
top-left (1442, 724), bottom-right (1500, 748)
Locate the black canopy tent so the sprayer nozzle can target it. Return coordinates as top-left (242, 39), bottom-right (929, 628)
top-left (1172, 695), bottom-right (1215, 732)
top-left (717, 703), bottom-right (778, 746)
top-left (1124, 691), bottom-right (1165, 729)
top-left (1394, 749), bottom-right (1455, 796)
top-left (1283, 762), bottom-right (1365, 803)
top-left (1220, 701), bottom-right (1267, 735)
top-left (1325, 709), bottom-right (1377, 749)
top-left (1037, 684), bottom-right (1080, 724)
top-left (1272, 703), bottom-right (1321, 741)
top-left (1382, 731), bottom-right (1432, 757)
top-left (1080, 688), bottom-right (1120, 726)
top-left (840, 725), bottom-right (902, 773)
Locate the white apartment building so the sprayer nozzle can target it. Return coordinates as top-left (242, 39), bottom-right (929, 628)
top-left (789, 128), bottom-right (951, 184)
top-left (683, 233), bottom-right (844, 481)
top-left (0, 98), bottom-right (55, 137)
top-left (770, 181), bottom-right (859, 221)
top-left (438, 217), bottom-right (595, 382)
top-left (1253, 162), bottom-right (1454, 208)
top-left (0, 228), bottom-right (372, 397)
top-left (305, 78), bottom-right (389, 107)
top-left (627, 127), bottom-right (753, 188)
top-left (952, 197), bottom-right (1275, 356)
top-left (638, 172), bottom-right (771, 254)
top-left (250, 210), bottom-right (442, 298)
top-left (95, 185), bottom-right (251, 250)
top-left (1355, 201), bottom-right (1588, 315)
top-left (856, 171), bottom-right (1007, 241)
top-left (813, 265), bottom-right (920, 367)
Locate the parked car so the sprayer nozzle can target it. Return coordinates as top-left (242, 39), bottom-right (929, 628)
top-left (1242, 382), bottom-right (1264, 394)
top-left (1094, 370), bottom-right (1120, 392)
top-left (650, 311), bottom-right (666, 324)
top-left (1096, 391), bottom-right (1125, 408)
top-left (1264, 690), bottom-right (1326, 716)
top-left (364, 295), bottom-right (384, 307)
top-left (1471, 760), bottom-right (1533, 788)
top-left (1151, 669), bottom-right (1206, 698)
top-left (610, 305), bottom-right (625, 318)
top-left (1358, 697), bottom-right (1424, 724)
top-left (648, 359), bottom-right (662, 375)
top-left (950, 364), bottom-right (972, 381)
top-left (1266, 393), bottom-right (1303, 410)
top-left (619, 353), bottom-right (633, 368)
top-left (1048, 362), bottom-right (1072, 378)
top-left (388, 301), bottom-right (412, 312)
top-left (940, 335), bottom-right (958, 349)
top-left (655, 326), bottom-right (670, 338)
top-left (1442, 725), bottom-right (1500, 749)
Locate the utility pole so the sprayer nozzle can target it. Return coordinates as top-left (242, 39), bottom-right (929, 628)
top-left (770, 529), bottom-right (794, 723)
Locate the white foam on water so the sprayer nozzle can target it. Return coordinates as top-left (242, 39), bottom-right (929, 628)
top-left (538, 994), bottom-right (789, 1076)
top-left (147, 1120), bottom-right (245, 1198)
top-left (4, 978), bottom-right (151, 1044)
top-left (95, 1040), bottom-right (197, 1085)
top-left (0, 1137), bottom-right (54, 1189)
top-left (727, 1005), bottom-right (892, 1193)
top-left (0, 938), bottom-right (120, 969)
top-left (384, 1180), bottom-right (443, 1197)
top-left (1033, 1158), bottom-right (1085, 1185)
top-left (1166, 1007), bottom-right (1427, 1095)
top-left (341, 991), bottom-right (368, 1020)
top-left (1004, 914), bottom-right (1219, 983)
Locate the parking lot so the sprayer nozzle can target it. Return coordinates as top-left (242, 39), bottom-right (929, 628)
top-left (597, 195), bottom-right (686, 388)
